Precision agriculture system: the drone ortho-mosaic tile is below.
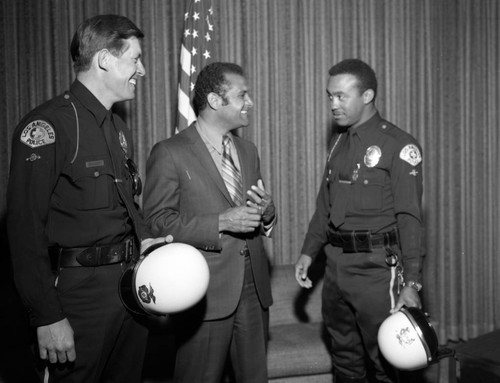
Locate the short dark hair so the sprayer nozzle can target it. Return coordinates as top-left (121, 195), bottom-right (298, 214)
top-left (70, 14), bottom-right (144, 74)
top-left (328, 59), bottom-right (378, 100)
top-left (192, 62), bottom-right (245, 116)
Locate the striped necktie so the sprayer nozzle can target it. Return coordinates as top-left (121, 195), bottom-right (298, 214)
top-left (222, 135), bottom-right (244, 206)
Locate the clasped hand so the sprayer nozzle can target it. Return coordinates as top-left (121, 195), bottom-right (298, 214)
top-left (220, 179), bottom-right (275, 233)
top-left (245, 179), bottom-right (276, 224)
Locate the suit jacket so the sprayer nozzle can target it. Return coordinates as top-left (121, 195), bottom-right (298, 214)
top-left (143, 124), bottom-right (273, 320)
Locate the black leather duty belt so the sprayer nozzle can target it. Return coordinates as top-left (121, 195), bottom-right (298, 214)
top-left (49, 237), bottom-right (137, 269)
top-left (327, 228), bottom-right (400, 253)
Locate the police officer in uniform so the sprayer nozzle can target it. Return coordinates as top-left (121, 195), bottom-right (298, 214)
top-left (295, 59), bottom-right (424, 383)
top-left (7, 15), bottom-right (149, 382)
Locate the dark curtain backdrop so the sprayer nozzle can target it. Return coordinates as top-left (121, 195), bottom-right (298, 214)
top-left (1, 0), bottom-right (499, 348)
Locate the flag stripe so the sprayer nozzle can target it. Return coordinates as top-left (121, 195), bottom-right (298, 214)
top-left (180, 44), bottom-right (191, 75)
top-left (176, 0), bottom-right (215, 133)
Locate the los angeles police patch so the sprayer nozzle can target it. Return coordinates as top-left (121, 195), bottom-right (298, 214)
top-left (400, 144), bottom-right (422, 166)
top-left (20, 120), bottom-right (55, 148)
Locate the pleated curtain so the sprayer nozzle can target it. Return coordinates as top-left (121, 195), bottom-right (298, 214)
top-left (1, 0), bottom-right (499, 349)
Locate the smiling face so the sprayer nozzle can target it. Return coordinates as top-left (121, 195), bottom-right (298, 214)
top-left (217, 73), bottom-right (254, 130)
top-left (326, 73), bottom-right (373, 129)
top-left (103, 37), bottom-right (145, 105)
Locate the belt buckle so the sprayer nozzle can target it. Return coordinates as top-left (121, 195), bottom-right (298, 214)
top-left (125, 239), bottom-right (134, 263)
top-left (76, 247), bottom-right (98, 267)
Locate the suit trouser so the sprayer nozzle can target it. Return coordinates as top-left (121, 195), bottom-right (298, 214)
top-left (173, 255), bottom-right (269, 383)
top-left (322, 244), bottom-right (399, 383)
top-left (42, 263), bottom-right (148, 383)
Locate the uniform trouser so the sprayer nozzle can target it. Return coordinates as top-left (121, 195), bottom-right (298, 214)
top-left (322, 244), bottom-right (399, 383)
top-left (41, 263), bottom-right (149, 383)
top-left (172, 255), bottom-right (269, 383)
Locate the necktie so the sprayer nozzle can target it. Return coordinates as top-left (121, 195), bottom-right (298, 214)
top-left (221, 135), bottom-right (244, 206)
top-left (102, 113), bottom-right (143, 240)
top-left (330, 131), bottom-right (353, 229)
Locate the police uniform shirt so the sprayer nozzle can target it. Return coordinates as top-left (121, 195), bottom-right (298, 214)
top-left (301, 112), bottom-right (423, 282)
top-left (7, 80), bottom-right (139, 326)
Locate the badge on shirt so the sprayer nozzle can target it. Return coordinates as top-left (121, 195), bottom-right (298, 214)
top-left (20, 120), bottom-right (55, 148)
top-left (118, 130), bottom-right (128, 154)
top-left (364, 145), bottom-right (382, 168)
top-left (400, 144), bottom-right (422, 166)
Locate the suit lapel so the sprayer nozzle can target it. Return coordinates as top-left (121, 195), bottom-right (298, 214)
top-left (184, 125), bottom-right (235, 206)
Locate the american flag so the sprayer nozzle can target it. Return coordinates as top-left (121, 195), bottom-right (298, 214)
top-left (176, 0), bottom-right (215, 132)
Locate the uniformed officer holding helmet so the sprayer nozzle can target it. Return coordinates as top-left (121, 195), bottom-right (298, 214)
top-left (7, 15), bottom-right (153, 382)
top-left (295, 59), bottom-right (424, 383)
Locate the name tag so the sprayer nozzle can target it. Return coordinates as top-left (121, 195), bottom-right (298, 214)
top-left (86, 160), bottom-right (104, 168)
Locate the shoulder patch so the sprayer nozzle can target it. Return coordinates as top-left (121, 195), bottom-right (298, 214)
top-left (399, 144), bottom-right (422, 166)
top-left (20, 120), bottom-right (56, 148)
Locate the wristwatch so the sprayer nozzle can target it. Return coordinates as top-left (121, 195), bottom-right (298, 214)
top-left (404, 280), bottom-right (422, 292)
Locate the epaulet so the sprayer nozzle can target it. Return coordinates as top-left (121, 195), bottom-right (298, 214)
top-left (377, 119), bottom-right (417, 144)
top-left (33, 91), bottom-right (72, 115)
top-left (377, 120), bottom-right (398, 134)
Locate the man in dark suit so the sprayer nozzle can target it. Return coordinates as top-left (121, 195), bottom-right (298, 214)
top-left (143, 62), bottom-right (276, 383)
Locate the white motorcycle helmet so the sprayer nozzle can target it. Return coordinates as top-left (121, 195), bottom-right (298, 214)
top-left (120, 242), bottom-right (210, 316)
top-left (378, 306), bottom-right (439, 370)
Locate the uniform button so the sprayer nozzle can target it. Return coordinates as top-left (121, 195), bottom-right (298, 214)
top-left (364, 180), bottom-right (369, 184)
top-left (64, 94), bottom-right (70, 99)
top-left (240, 249), bottom-right (246, 255)
top-left (165, 235), bottom-right (174, 243)
top-left (94, 171), bottom-right (99, 177)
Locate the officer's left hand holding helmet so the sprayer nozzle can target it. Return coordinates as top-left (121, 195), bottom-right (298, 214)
top-left (390, 285), bottom-right (422, 314)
